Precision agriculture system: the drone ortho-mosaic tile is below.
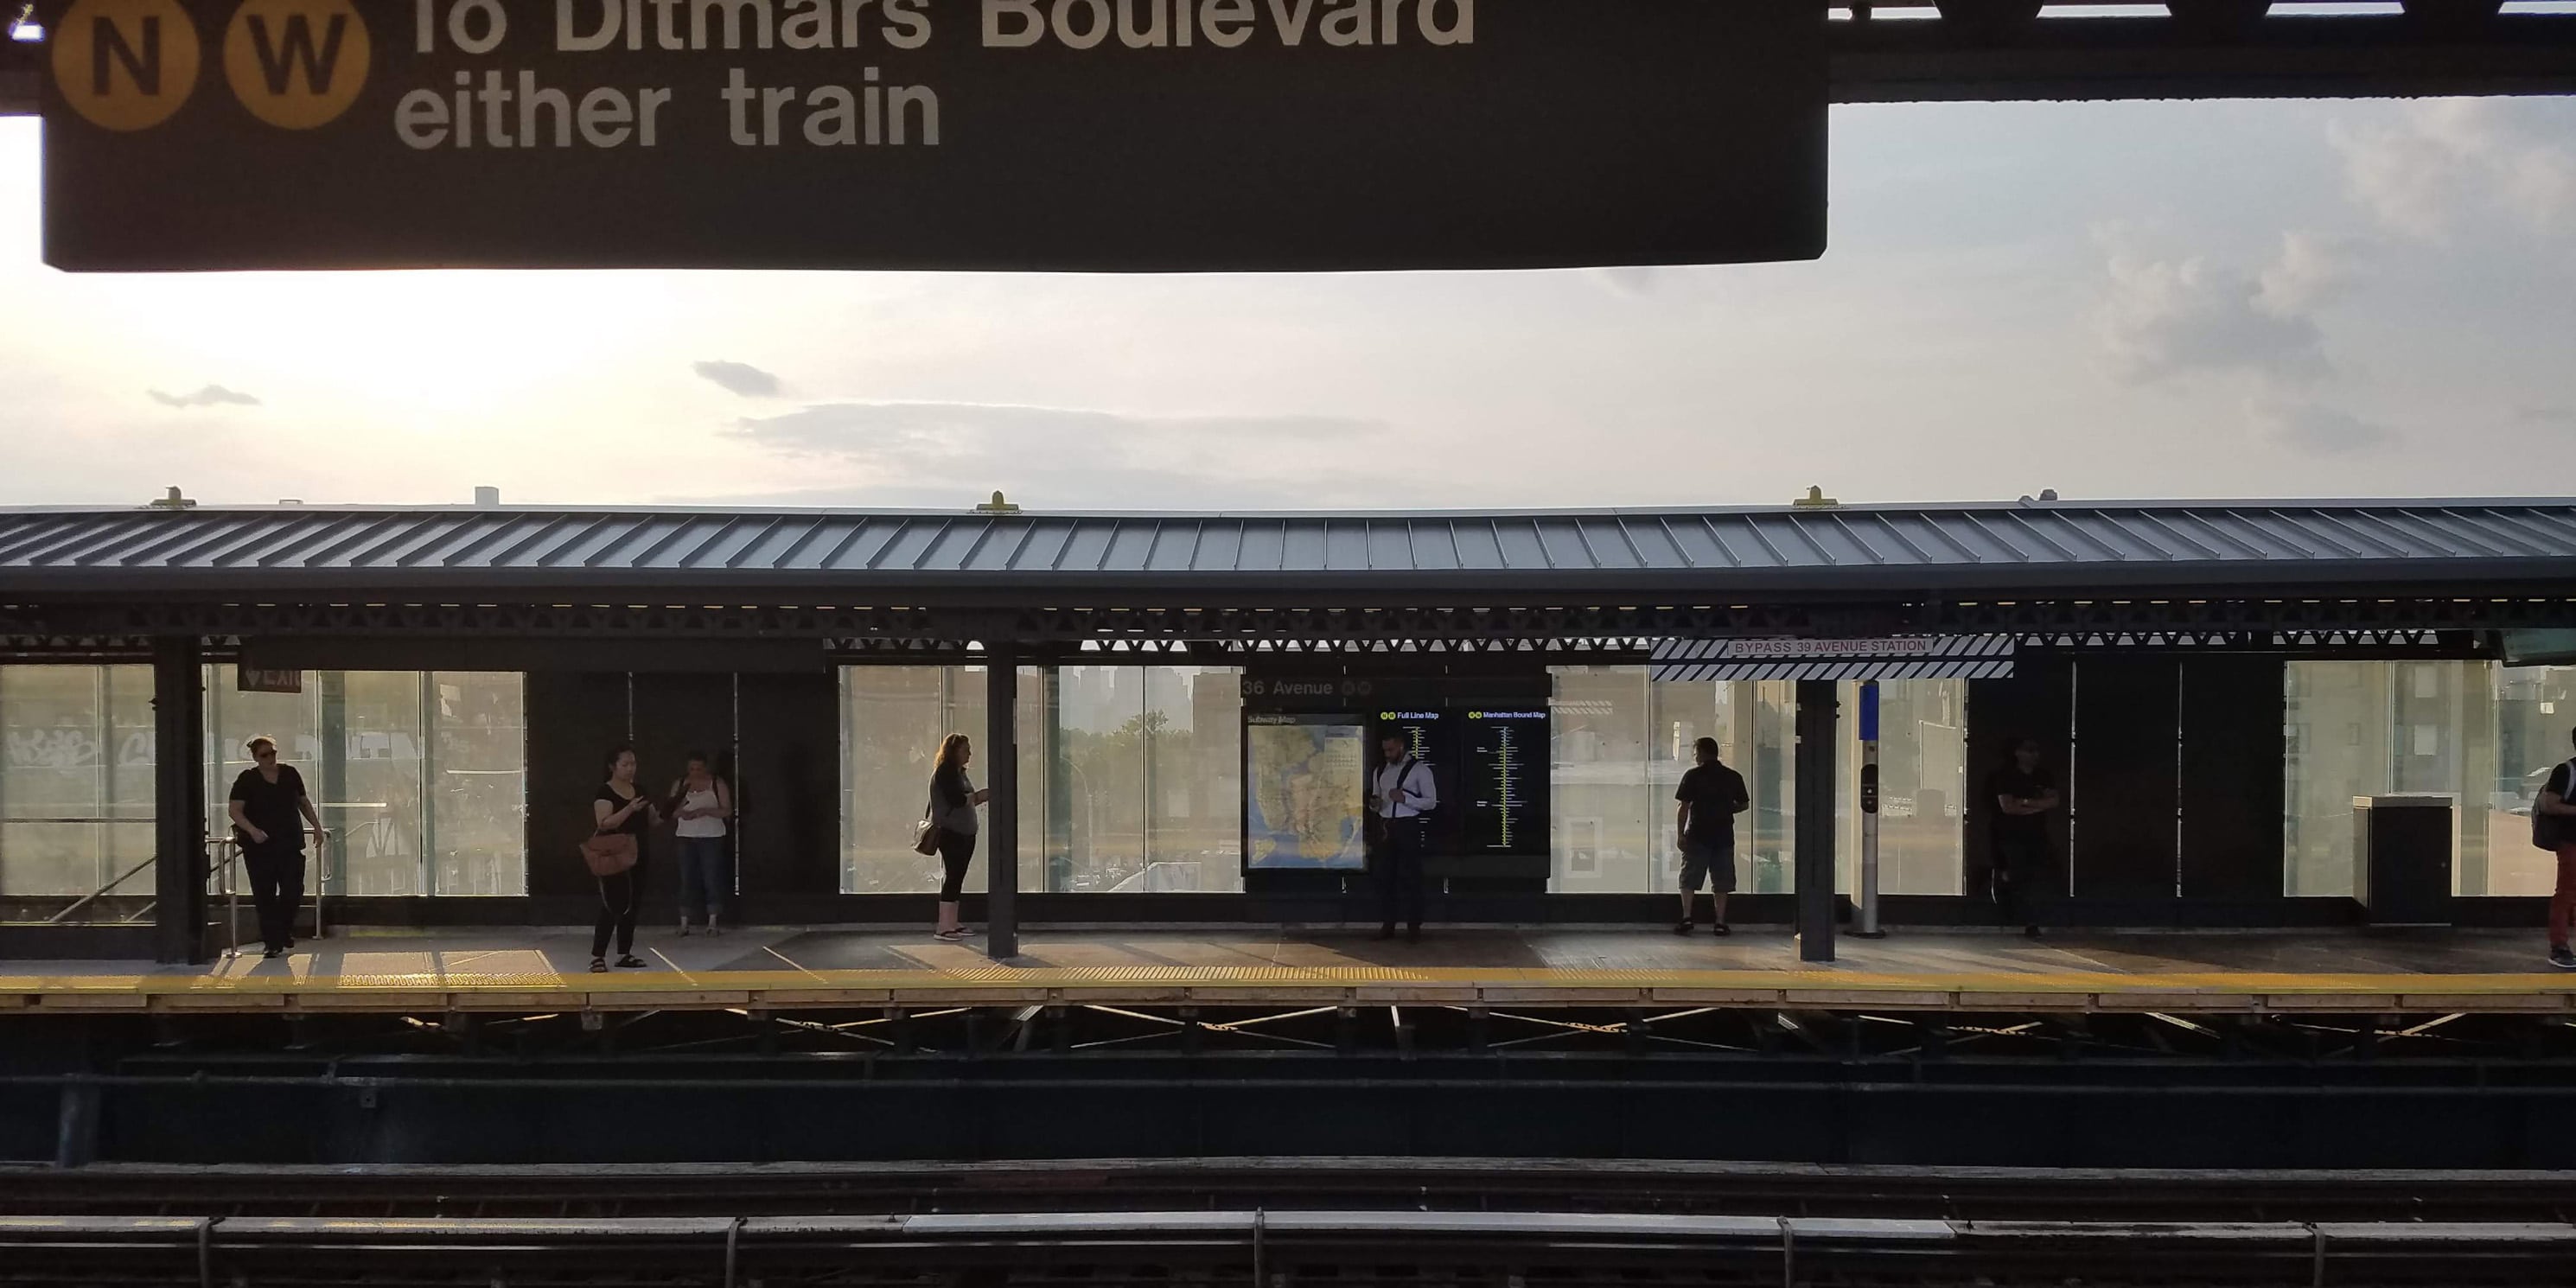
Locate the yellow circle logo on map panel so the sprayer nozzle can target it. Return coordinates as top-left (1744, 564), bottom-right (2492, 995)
top-left (223, 0), bottom-right (370, 130)
top-left (52, 0), bottom-right (202, 132)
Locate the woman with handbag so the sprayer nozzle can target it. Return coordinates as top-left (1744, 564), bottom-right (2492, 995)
top-left (927, 733), bottom-right (992, 942)
top-left (589, 745), bottom-right (660, 972)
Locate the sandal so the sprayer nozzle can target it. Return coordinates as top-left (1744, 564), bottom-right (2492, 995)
top-left (614, 955), bottom-right (647, 969)
top-left (589, 958), bottom-right (608, 973)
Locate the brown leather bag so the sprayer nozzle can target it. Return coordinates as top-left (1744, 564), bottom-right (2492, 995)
top-left (581, 830), bottom-right (638, 877)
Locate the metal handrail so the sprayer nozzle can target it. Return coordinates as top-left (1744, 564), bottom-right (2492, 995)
top-left (316, 832), bottom-right (333, 942)
top-left (210, 837), bottom-right (240, 960)
top-left (16, 822), bottom-right (329, 952)
top-left (211, 832), bottom-right (334, 958)
top-left (10, 813), bottom-right (158, 924)
top-left (43, 857), bottom-right (157, 925)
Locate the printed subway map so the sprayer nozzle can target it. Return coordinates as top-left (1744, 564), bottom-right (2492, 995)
top-left (1246, 721), bottom-right (1366, 870)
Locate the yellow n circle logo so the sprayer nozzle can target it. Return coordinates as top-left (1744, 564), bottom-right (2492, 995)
top-left (224, 0), bottom-right (370, 130)
top-left (52, 0), bottom-right (203, 131)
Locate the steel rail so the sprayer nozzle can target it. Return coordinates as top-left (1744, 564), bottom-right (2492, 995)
top-left (13, 1157), bottom-right (2576, 1225)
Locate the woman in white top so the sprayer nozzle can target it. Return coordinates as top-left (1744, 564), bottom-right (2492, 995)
top-left (670, 751), bottom-right (733, 935)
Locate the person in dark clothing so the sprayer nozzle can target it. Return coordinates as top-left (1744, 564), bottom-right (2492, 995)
top-left (2537, 727), bottom-right (2576, 969)
top-left (590, 745), bottom-right (660, 972)
top-left (1372, 733), bottom-right (1438, 942)
top-left (226, 736), bottom-right (328, 960)
top-left (1984, 737), bottom-right (2060, 938)
top-left (928, 733), bottom-right (991, 942)
top-left (1674, 736), bottom-right (1751, 935)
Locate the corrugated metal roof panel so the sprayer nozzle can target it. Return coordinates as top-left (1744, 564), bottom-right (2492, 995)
top-left (2, 500), bottom-right (2572, 596)
top-left (1451, 520), bottom-right (1507, 571)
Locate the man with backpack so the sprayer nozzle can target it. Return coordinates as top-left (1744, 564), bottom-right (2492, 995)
top-left (1371, 733), bottom-right (1438, 943)
top-left (2538, 727), bottom-right (2576, 969)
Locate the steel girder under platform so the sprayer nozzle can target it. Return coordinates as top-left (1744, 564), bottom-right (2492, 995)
top-left (10, 1005), bottom-right (2576, 1170)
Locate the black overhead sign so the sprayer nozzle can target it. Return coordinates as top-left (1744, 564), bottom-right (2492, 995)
top-left (38, 0), bottom-right (1827, 272)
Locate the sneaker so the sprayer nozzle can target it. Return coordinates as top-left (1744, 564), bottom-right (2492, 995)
top-left (1674, 921), bottom-right (1694, 935)
top-left (2551, 947), bottom-right (2576, 970)
top-left (260, 946), bottom-right (284, 960)
top-left (677, 923), bottom-right (693, 937)
top-left (933, 928), bottom-right (965, 942)
top-left (1710, 923), bottom-right (1732, 937)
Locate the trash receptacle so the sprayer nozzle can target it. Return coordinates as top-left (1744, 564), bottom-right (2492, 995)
top-left (2353, 794), bottom-right (2455, 927)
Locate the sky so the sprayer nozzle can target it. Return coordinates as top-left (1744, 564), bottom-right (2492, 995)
top-left (1, 92), bottom-right (2573, 513)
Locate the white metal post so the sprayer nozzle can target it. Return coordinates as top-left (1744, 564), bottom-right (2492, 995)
top-left (1857, 679), bottom-right (1885, 939)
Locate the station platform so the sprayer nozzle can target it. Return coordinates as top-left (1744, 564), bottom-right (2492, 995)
top-left (7, 925), bottom-right (2575, 1017)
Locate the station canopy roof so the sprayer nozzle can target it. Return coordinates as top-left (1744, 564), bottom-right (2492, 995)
top-left (1, 498), bottom-right (2573, 606)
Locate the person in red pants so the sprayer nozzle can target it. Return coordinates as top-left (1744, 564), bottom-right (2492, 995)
top-left (2541, 728), bottom-right (2576, 970)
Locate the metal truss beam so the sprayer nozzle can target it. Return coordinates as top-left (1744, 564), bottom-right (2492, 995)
top-left (16, 1006), bottom-right (2576, 1172)
top-left (4, 592), bottom-right (2576, 659)
top-left (5, 595), bottom-right (2575, 657)
top-left (21, 1002), bottom-right (2576, 1070)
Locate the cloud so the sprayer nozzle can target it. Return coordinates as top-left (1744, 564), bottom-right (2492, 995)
top-left (146, 384), bottom-right (260, 409)
top-left (708, 400), bottom-right (1400, 509)
top-left (2331, 99), bottom-right (2576, 243)
top-left (2095, 233), bottom-right (2330, 385)
top-left (2256, 232), bottom-right (2356, 316)
top-left (2249, 401), bottom-right (2400, 457)
top-left (692, 360), bottom-right (785, 398)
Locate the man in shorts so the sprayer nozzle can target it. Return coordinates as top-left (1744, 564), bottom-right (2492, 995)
top-left (1674, 737), bottom-right (1751, 935)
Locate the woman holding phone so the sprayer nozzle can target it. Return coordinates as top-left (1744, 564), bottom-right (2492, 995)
top-left (590, 745), bottom-right (660, 972)
top-left (928, 733), bottom-right (992, 941)
top-left (670, 751), bottom-right (733, 936)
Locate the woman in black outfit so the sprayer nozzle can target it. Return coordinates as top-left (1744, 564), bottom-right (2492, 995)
top-left (929, 733), bottom-right (991, 941)
top-left (591, 745), bottom-right (660, 972)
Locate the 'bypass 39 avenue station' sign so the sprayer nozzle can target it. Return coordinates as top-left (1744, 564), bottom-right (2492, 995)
top-left (38, 0), bottom-right (1826, 272)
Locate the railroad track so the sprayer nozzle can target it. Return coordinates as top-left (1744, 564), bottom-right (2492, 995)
top-left (8, 1157), bottom-right (2576, 1224)
top-left (3, 1207), bottom-right (2573, 1287)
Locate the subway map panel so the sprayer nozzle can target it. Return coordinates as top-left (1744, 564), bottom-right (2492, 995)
top-left (1244, 714), bottom-right (1368, 871)
top-left (1463, 708), bottom-right (1549, 855)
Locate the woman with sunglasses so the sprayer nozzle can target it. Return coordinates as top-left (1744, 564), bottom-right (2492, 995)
top-left (226, 736), bottom-right (328, 960)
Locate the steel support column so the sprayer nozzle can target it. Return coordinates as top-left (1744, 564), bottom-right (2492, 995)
top-left (150, 637), bottom-right (207, 966)
top-left (1042, 662), bottom-right (1069, 896)
top-left (985, 645), bottom-right (1020, 960)
top-left (1795, 679), bottom-right (1839, 963)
